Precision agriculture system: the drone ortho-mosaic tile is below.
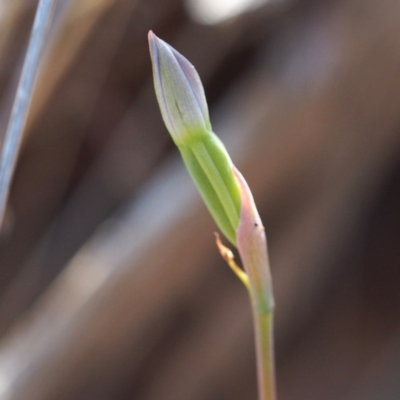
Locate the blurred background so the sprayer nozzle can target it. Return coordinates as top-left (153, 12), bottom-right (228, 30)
top-left (0, 0), bottom-right (399, 399)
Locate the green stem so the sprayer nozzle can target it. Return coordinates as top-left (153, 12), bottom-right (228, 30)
top-left (253, 308), bottom-right (276, 400)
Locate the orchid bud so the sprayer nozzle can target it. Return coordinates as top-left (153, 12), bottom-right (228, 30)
top-left (148, 31), bottom-right (211, 145)
top-left (148, 31), bottom-right (241, 245)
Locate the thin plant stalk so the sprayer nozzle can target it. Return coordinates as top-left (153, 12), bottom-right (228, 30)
top-left (216, 231), bottom-right (276, 400)
top-left (0, 0), bottom-right (55, 226)
top-left (234, 166), bottom-right (276, 400)
top-left (253, 294), bottom-right (276, 400)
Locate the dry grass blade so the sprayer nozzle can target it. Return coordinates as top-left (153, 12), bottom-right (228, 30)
top-left (0, 0), bottom-right (55, 227)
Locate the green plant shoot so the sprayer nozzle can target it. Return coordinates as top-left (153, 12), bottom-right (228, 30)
top-left (149, 31), bottom-right (276, 400)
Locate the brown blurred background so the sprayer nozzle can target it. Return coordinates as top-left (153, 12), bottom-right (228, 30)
top-left (0, 0), bottom-right (399, 399)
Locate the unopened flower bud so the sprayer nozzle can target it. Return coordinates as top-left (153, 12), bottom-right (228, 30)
top-left (148, 31), bottom-right (211, 146)
top-left (149, 31), bottom-right (241, 245)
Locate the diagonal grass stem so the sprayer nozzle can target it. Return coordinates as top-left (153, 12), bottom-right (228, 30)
top-left (0, 0), bottom-right (55, 227)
